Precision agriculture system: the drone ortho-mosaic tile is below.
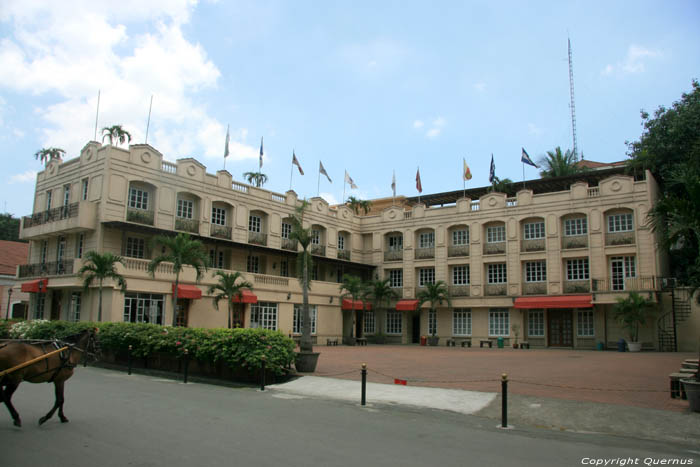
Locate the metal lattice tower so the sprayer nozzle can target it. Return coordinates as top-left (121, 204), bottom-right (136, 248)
top-left (568, 37), bottom-right (579, 161)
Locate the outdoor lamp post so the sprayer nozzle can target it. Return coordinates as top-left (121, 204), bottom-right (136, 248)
top-left (6, 287), bottom-right (13, 319)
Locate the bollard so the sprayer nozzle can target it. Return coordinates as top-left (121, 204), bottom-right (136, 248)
top-left (361, 363), bottom-right (367, 406)
top-left (501, 373), bottom-right (508, 428)
top-left (183, 349), bottom-right (189, 384)
top-left (260, 356), bottom-right (266, 391)
top-left (128, 345), bottom-right (133, 375)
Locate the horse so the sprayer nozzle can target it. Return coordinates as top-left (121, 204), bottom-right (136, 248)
top-left (0, 328), bottom-right (100, 427)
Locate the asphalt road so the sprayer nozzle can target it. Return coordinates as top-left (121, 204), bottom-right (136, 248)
top-left (1, 367), bottom-right (697, 467)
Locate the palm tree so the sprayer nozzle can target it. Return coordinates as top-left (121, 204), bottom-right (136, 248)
top-left (102, 125), bottom-right (132, 147)
top-left (78, 251), bottom-right (127, 322)
top-left (339, 274), bottom-right (368, 339)
top-left (613, 292), bottom-right (656, 345)
top-left (538, 146), bottom-right (584, 178)
top-left (148, 233), bottom-right (208, 326)
top-left (416, 280), bottom-right (451, 338)
top-left (289, 199), bottom-right (314, 353)
top-left (365, 278), bottom-right (399, 339)
top-left (34, 147), bottom-right (66, 166)
top-left (207, 271), bottom-right (253, 329)
top-left (346, 196), bottom-right (372, 215)
top-left (243, 171), bottom-right (268, 188)
top-left (489, 176), bottom-right (515, 194)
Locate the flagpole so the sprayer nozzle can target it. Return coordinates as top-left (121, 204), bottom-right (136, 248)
top-left (342, 171), bottom-right (346, 203)
top-left (463, 159), bottom-right (466, 199)
top-left (523, 162), bottom-right (526, 189)
top-left (145, 95), bottom-right (153, 144)
top-left (317, 164), bottom-right (321, 197)
top-left (93, 90), bottom-right (100, 141)
top-left (289, 154), bottom-right (294, 191)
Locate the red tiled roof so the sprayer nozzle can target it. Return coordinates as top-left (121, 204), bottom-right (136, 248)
top-left (0, 240), bottom-right (29, 276)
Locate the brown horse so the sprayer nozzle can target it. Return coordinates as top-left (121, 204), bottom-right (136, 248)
top-left (0, 328), bottom-right (99, 427)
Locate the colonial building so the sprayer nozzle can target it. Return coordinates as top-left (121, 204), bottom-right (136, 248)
top-left (17, 141), bottom-right (688, 350)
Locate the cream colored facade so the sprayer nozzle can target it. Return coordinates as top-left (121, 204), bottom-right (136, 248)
top-left (17, 141), bottom-right (694, 350)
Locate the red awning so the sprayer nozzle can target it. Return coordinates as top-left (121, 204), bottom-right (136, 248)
top-left (341, 299), bottom-right (372, 311)
top-left (21, 278), bottom-right (48, 293)
top-left (514, 295), bottom-right (593, 309)
top-left (172, 284), bottom-right (202, 300)
top-left (232, 290), bottom-right (258, 304)
top-left (396, 299), bottom-right (419, 311)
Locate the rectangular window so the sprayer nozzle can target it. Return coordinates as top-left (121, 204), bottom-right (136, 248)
top-left (280, 260), bottom-right (289, 277)
top-left (608, 213), bottom-right (634, 233)
top-left (452, 229), bottom-right (469, 246)
top-left (56, 236), bottom-right (65, 262)
top-left (487, 225), bottom-right (506, 243)
top-left (40, 240), bottom-right (48, 264)
top-left (523, 221), bottom-right (545, 240)
top-left (418, 268), bottom-right (435, 287)
top-left (281, 222), bottom-right (292, 239)
top-left (46, 190), bottom-right (52, 210)
top-left (70, 292), bottom-right (81, 322)
top-left (82, 178), bottom-right (89, 201)
top-left (33, 295), bottom-right (46, 320)
top-left (248, 215), bottom-right (261, 233)
top-left (418, 232), bottom-right (434, 249)
top-left (123, 293), bottom-right (164, 324)
top-left (129, 188), bottom-right (149, 210)
top-left (428, 310), bottom-right (437, 336)
top-left (209, 250), bottom-right (225, 269)
top-left (177, 199), bottom-right (193, 219)
top-left (577, 310), bottom-right (595, 337)
top-left (389, 269), bottom-right (403, 288)
top-left (452, 265), bottom-right (470, 285)
top-left (76, 234), bottom-right (84, 259)
top-left (386, 311), bottom-right (402, 335)
top-left (364, 311), bottom-right (376, 335)
top-left (247, 255), bottom-right (260, 274)
top-left (528, 310), bottom-right (545, 337)
top-left (63, 184), bottom-right (71, 206)
top-left (388, 235), bottom-right (403, 251)
top-left (125, 237), bottom-right (145, 259)
top-left (489, 309), bottom-right (510, 336)
top-left (624, 256), bottom-right (636, 278)
top-left (311, 229), bottom-right (321, 245)
top-left (566, 259), bottom-right (590, 281)
top-left (311, 264), bottom-right (319, 281)
top-left (487, 263), bottom-right (507, 284)
top-left (453, 308), bottom-right (472, 336)
top-left (250, 302), bottom-right (277, 330)
top-left (565, 217), bottom-right (587, 236)
top-left (525, 261), bottom-right (547, 282)
top-left (293, 304), bottom-right (317, 335)
top-left (337, 234), bottom-right (345, 251)
top-left (211, 207), bottom-right (226, 226)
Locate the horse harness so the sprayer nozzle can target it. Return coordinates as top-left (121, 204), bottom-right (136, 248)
top-left (0, 338), bottom-right (85, 382)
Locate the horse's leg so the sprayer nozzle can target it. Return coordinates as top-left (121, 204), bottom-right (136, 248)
top-left (56, 380), bottom-right (69, 423)
top-left (39, 380), bottom-right (65, 425)
top-left (1, 380), bottom-right (22, 427)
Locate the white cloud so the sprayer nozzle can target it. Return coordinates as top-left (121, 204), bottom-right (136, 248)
top-left (413, 116), bottom-right (446, 139)
top-left (413, 120), bottom-right (424, 129)
top-left (319, 192), bottom-right (340, 206)
top-left (426, 128), bottom-right (441, 139)
top-left (602, 45), bottom-right (661, 76)
top-left (10, 170), bottom-right (37, 183)
top-left (473, 82), bottom-right (486, 92)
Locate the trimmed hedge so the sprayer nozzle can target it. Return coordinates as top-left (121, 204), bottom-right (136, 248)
top-left (1, 320), bottom-right (296, 376)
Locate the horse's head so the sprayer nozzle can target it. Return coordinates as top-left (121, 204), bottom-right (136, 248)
top-left (65, 328), bottom-right (101, 363)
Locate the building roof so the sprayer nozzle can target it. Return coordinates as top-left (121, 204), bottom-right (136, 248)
top-left (0, 240), bottom-right (29, 276)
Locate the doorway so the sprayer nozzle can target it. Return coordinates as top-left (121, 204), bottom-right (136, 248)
top-left (411, 314), bottom-right (420, 343)
top-left (50, 290), bottom-right (62, 320)
top-left (175, 299), bottom-right (189, 327)
top-left (548, 309), bottom-right (573, 347)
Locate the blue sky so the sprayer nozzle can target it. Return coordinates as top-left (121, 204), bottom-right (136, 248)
top-left (1, 0), bottom-right (699, 216)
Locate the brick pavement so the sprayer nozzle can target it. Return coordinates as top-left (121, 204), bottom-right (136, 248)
top-left (303, 345), bottom-right (697, 412)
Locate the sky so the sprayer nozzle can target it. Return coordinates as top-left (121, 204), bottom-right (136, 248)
top-left (1, 0), bottom-right (699, 217)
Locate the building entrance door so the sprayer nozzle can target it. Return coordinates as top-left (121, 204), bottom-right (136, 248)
top-left (548, 309), bottom-right (573, 347)
top-left (175, 299), bottom-right (189, 327)
top-left (50, 290), bottom-right (62, 320)
top-left (412, 314), bottom-right (420, 343)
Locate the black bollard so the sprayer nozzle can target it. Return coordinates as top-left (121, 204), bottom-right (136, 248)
top-left (183, 349), bottom-right (189, 384)
top-left (361, 363), bottom-right (367, 406)
top-left (501, 373), bottom-right (508, 428)
top-left (260, 356), bottom-right (266, 391)
top-left (128, 345), bottom-right (133, 375)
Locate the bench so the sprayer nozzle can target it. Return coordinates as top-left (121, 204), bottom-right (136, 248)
top-left (669, 373), bottom-right (689, 399)
top-left (326, 338), bottom-right (339, 346)
top-left (356, 337), bottom-right (368, 346)
top-left (479, 339), bottom-right (493, 348)
top-left (520, 341), bottom-right (530, 349)
top-left (461, 339), bottom-right (472, 348)
top-left (446, 339), bottom-right (456, 347)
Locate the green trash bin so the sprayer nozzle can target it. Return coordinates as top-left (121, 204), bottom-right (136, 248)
top-left (497, 337), bottom-right (504, 348)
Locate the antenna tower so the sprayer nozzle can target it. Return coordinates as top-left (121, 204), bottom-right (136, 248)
top-left (568, 37), bottom-right (579, 161)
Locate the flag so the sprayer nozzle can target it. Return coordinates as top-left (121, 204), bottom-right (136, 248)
top-left (345, 170), bottom-right (358, 189)
top-left (489, 154), bottom-right (495, 183)
top-left (416, 168), bottom-right (422, 193)
top-left (319, 161), bottom-right (332, 183)
top-left (259, 137), bottom-right (264, 168)
top-left (391, 170), bottom-right (396, 197)
top-left (292, 151), bottom-right (304, 175)
top-left (463, 158), bottom-right (472, 181)
top-left (521, 147), bottom-right (539, 168)
top-left (224, 125), bottom-right (230, 158)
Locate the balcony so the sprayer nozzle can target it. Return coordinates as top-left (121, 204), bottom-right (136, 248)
top-left (448, 245), bottom-right (469, 257)
top-left (384, 249), bottom-right (403, 262)
top-left (521, 238), bottom-right (545, 252)
top-left (337, 249), bottom-right (351, 261)
top-left (248, 231), bottom-right (267, 246)
top-left (605, 231), bottom-right (635, 246)
top-left (310, 244), bottom-right (326, 256)
top-left (564, 280), bottom-right (590, 293)
top-left (485, 284), bottom-right (507, 296)
top-left (175, 218), bottom-right (199, 234)
top-left (449, 285), bottom-right (470, 297)
top-left (126, 208), bottom-right (154, 226)
top-left (522, 282), bottom-right (547, 295)
top-left (483, 242), bottom-right (506, 255)
top-left (562, 235), bottom-right (588, 250)
top-left (210, 224), bottom-right (232, 240)
top-left (415, 247), bottom-right (435, 260)
top-left (20, 202), bottom-right (97, 239)
top-left (18, 259), bottom-right (75, 278)
top-left (23, 203), bottom-right (78, 228)
top-left (281, 238), bottom-right (298, 251)
top-left (592, 276), bottom-right (658, 292)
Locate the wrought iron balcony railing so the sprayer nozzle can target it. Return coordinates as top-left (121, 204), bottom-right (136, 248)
top-left (448, 245), bottom-right (469, 257)
top-left (337, 249), bottom-right (351, 261)
top-left (210, 224), bottom-right (232, 239)
top-left (414, 247), bottom-right (435, 260)
top-left (18, 259), bottom-right (74, 278)
top-left (384, 249), bottom-right (403, 262)
top-left (248, 231), bottom-right (267, 246)
top-left (23, 203), bottom-right (79, 228)
top-left (126, 208), bottom-right (154, 226)
top-left (175, 218), bottom-right (199, 234)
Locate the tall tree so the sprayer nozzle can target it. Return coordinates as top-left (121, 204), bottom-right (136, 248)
top-left (102, 125), bottom-right (132, 147)
top-left (627, 80), bottom-right (700, 289)
top-left (416, 281), bottom-right (451, 337)
top-left (488, 176), bottom-right (515, 195)
top-left (365, 278), bottom-right (399, 337)
top-left (0, 213), bottom-right (23, 242)
top-left (538, 147), bottom-right (584, 178)
top-left (289, 199), bottom-right (314, 353)
top-left (34, 147), bottom-right (65, 166)
top-left (339, 274), bottom-right (368, 338)
top-left (207, 271), bottom-right (253, 329)
top-left (346, 196), bottom-right (373, 215)
top-left (148, 233), bottom-right (208, 326)
top-left (78, 251), bottom-right (127, 322)
top-left (243, 171), bottom-right (268, 188)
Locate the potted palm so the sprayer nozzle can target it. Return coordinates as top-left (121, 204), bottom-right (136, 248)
top-left (416, 281), bottom-right (451, 346)
top-left (612, 292), bottom-right (655, 352)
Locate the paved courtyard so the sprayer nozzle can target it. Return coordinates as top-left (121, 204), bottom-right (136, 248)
top-left (302, 345), bottom-right (697, 411)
